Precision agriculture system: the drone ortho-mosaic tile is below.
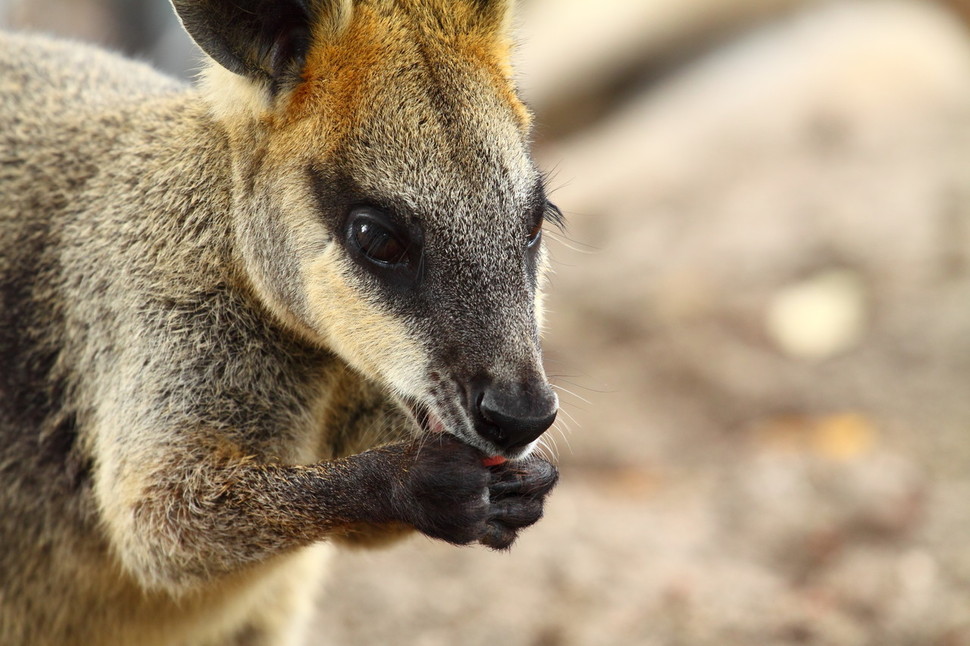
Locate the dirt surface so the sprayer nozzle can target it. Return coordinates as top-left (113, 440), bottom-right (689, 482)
top-left (6, 0), bottom-right (970, 644)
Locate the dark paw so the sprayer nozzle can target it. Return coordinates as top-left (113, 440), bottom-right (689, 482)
top-left (393, 434), bottom-right (491, 545)
top-left (480, 457), bottom-right (559, 550)
top-left (389, 436), bottom-right (559, 549)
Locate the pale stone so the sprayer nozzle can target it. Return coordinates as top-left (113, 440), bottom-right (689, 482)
top-left (766, 270), bottom-right (867, 360)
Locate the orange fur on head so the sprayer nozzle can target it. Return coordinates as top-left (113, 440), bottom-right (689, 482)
top-left (284, 0), bottom-right (530, 131)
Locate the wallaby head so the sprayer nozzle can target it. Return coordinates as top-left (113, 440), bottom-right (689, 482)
top-left (171, 0), bottom-right (562, 458)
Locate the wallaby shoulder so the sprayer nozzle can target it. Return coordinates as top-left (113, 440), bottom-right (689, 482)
top-left (0, 31), bottom-right (345, 645)
top-left (0, 31), bottom-right (184, 115)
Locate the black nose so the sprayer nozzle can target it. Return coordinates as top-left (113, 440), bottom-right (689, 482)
top-left (473, 379), bottom-right (558, 452)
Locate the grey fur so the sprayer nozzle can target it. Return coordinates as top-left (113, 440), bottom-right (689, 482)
top-left (0, 0), bottom-right (560, 643)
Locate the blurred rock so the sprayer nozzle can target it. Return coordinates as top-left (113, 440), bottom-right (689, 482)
top-left (539, 0), bottom-right (970, 465)
top-left (765, 270), bottom-right (867, 360)
top-left (1, 0), bottom-right (118, 45)
top-left (1, 0), bottom-right (198, 78)
top-left (518, 0), bottom-right (810, 142)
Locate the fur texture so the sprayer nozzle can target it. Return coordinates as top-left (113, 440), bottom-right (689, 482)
top-left (0, 1), bottom-right (560, 644)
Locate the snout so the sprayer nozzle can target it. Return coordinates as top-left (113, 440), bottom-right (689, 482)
top-left (471, 378), bottom-right (558, 452)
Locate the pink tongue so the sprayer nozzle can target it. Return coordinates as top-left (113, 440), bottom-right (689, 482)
top-left (482, 455), bottom-right (507, 467)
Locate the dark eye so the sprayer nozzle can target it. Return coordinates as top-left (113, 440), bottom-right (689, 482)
top-left (526, 220), bottom-right (543, 248)
top-left (348, 208), bottom-right (410, 266)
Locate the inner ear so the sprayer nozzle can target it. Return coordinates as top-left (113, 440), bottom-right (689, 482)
top-left (172, 0), bottom-right (312, 93)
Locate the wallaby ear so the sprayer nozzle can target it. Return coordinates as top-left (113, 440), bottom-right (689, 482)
top-left (171, 0), bottom-right (315, 92)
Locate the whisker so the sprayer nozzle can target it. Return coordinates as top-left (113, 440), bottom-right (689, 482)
top-left (548, 424), bottom-right (573, 458)
top-left (537, 445), bottom-right (554, 464)
top-left (534, 437), bottom-right (550, 461)
top-left (549, 376), bottom-right (614, 395)
top-left (540, 166), bottom-right (570, 201)
top-left (556, 407), bottom-right (580, 430)
top-left (550, 383), bottom-right (593, 406)
top-left (544, 230), bottom-right (598, 255)
top-left (536, 435), bottom-right (560, 462)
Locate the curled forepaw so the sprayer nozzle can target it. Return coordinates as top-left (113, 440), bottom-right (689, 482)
top-left (479, 456), bottom-right (559, 550)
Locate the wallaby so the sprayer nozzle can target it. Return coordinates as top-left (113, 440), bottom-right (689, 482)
top-left (0, 0), bottom-right (563, 644)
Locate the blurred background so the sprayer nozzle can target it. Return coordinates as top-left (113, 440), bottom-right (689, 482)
top-left (4, 0), bottom-right (970, 643)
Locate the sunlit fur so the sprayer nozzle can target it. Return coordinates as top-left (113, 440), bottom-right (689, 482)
top-left (0, 0), bottom-right (558, 644)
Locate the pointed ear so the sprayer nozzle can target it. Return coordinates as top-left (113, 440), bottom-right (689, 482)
top-left (171, 0), bottom-right (316, 92)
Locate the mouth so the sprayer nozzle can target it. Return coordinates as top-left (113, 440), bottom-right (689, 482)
top-left (403, 398), bottom-right (446, 436)
top-left (402, 397), bottom-right (505, 457)
top-left (402, 397), bottom-right (530, 460)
